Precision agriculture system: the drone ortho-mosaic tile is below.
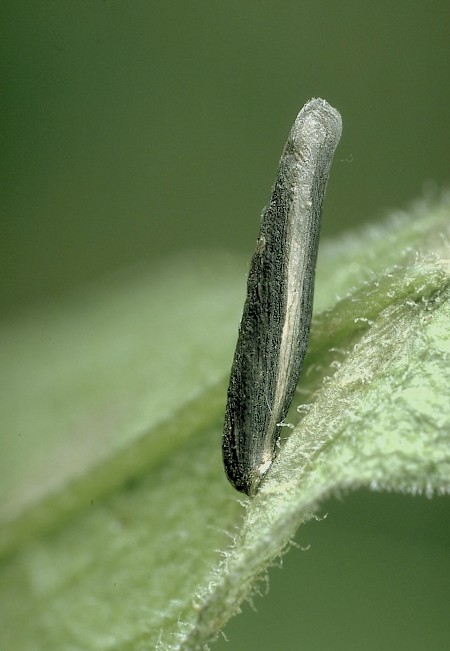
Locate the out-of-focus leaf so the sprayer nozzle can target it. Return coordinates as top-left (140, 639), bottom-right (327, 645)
top-left (0, 197), bottom-right (449, 651)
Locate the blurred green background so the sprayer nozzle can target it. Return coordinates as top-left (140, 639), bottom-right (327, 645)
top-left (217, 491), bottom-right (450, 651)
top-left (2, 1), bottom-right (449, 313)
top-left (2, 2), bottom-right (449, 650)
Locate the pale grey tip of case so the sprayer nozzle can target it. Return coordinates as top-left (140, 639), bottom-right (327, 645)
top-left (289, 99), bottom-right (342, 162)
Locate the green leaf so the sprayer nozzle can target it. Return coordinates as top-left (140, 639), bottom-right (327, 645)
top-left (1, 197), bottom-right (449, 650)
